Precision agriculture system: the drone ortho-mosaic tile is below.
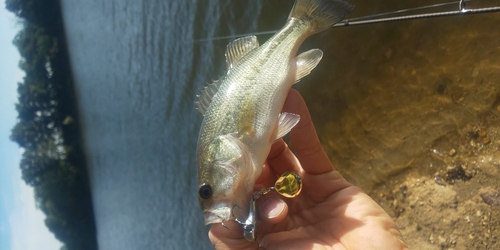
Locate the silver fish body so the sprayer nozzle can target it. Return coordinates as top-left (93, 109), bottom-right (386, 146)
top-left (196, 0), bottom-right (354, 225)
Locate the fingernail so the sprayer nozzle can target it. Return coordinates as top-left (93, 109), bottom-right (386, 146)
top-left (261, 198), bottom-right (285, 219)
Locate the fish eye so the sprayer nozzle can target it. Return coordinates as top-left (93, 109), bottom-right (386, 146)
top-left (198, 184), bottom-right (212, 199)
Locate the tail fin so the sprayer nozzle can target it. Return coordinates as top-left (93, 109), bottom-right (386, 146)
top-left (289, 0), bottom-right (354, 34)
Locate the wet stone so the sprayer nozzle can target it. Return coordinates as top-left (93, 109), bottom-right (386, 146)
top-left (399, 185), bottom-right (408, 199)
top-left (480, 191), bottom-right (500, 206)
top-left (434, 175), bottom-right (445, 186)
top-left (467, 130), bottom-right (480, 140)
top-left (445, 165), bottom-right (474, 184)
top-left (449, 148), bottom-right (457, 157)
top-left (482, 137), bottom-right (490, 144)
top-left (478, 129), bottom-right (488, 138)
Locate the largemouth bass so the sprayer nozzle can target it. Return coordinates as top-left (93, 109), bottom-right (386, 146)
top-left (196, 0), bottom-right (354, 225)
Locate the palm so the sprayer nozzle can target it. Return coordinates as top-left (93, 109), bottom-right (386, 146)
top-left (208, 90), bottom-right (407, 250)
top-left (260, 169), bottom-right (406, 249)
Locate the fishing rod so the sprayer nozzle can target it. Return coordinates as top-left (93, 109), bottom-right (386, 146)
top-left (192, 0), bottom-right (500, 43)
top-left (337, 0), bottom-right (500, 26)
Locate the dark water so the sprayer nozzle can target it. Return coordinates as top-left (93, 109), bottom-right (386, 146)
top-left (60, 0), bottom-right (500, 249)
top-left (60, 1), bottom-right (262, 249)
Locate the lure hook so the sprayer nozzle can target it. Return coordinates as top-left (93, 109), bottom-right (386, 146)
top-left (234, 171), bottom-right (303, 241)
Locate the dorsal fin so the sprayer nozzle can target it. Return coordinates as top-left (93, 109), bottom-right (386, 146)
top-left (225, 35), bottom-right (259, 70)
top-left (295, 49), bottom-right (323, 83)
top-left (195, 77), bottom-right (223, 115)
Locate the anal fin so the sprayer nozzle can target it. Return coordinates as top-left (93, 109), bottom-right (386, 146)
top-left (275, 112), bottom-right (300, 140)
top-left (295, 49), bottom-right (323, 83)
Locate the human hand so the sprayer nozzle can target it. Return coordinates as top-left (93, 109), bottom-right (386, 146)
top-left (209, 89), bottom-right (409, 250)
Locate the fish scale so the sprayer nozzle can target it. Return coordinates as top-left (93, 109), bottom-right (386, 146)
top-left (196, 0), bottom-right (354, 226)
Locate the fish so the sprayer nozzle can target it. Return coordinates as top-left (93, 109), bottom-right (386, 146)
top-left (196, 0), bottom-right (354, 225)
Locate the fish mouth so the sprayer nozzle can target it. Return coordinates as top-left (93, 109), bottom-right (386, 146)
top-left (204, 204), bottom-right (232, 225)
top-left (204, 211), bottom-right (225, 225)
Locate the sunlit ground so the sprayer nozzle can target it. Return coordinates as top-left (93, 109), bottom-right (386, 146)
top-left (292, 1), bottom-right (500, 249)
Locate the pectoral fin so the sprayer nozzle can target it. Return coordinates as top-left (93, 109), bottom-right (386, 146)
top-left (208, 134), bottom-right (241, 161)
top-left (275, 112), bottom-right (300, 140)
top-left (209, 133), bottom-right (252, 171)
top-left (295, 49), bottom-right (323, 83)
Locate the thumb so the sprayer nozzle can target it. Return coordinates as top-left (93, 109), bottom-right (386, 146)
top-left (258, 195), bottom-right (288, 224)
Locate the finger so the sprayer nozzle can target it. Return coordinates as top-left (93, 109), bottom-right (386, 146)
top-left (209, 221), bottom-right (257, 250)
top-left (282, 89), bottom-right (334, 174)
top-left (255, 194), bottom-right (288, 243)
top-left (257, 194), bottom-right (288, 224)
top-left (266, 139), bottom-right (302, 176)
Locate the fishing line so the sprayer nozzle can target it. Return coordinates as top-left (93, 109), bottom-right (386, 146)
top-left (347, 0), bottom-right (474, 22)
top-left (191, 30), bottom-right (281, 43)
top-left (191, 0), bottom-right (500, 43)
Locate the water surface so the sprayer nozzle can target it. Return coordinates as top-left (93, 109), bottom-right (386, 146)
top-left (61, 1), bottom-right (262, 249)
